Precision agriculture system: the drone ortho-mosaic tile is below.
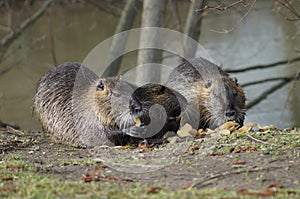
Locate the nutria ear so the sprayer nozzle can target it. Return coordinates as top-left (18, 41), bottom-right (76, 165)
top-left (96, 79), bottom-right (105, 91)
top-left (157, 85), bottom-right (166, 95)
top-left (233, 77), bottom-right (238, 84)
top-left (205, 79), bottom-right (212, 88)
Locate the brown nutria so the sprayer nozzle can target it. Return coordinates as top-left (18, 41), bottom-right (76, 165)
top-left (126, 83), bottom-right (187, 140)
top-left (166, 57), bottom-right (246, 130)
top-left (34, 62), bottom-right (139, 148)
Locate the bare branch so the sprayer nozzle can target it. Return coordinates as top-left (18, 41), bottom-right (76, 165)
top-left (241, 77), bottom-right (292, 87)
top-left (0, 60), bottom-right (21, 77)
top-left (211, 0), bottom-right (256, 33)
top-left (197, 0), bottom-right (256, 33)
top-left (86, 0), bottom-right (121, 17)
top-left (246, 77), bottom-right (295, 109)
top-left (275, 0), bottom-right (300, 21)
top-left (46, 9), bottom-right (57, 66)
top-left (0, 0), bottom-right (53, 57)
top-left (225, 56), bottom-right (300, 73)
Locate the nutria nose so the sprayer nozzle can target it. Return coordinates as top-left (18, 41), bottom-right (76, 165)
top-left (129, 95), bottom-right (142, 114)
top-left (225, 109), bottom-right (236, 117)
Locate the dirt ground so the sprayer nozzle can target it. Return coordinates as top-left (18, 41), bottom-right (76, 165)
top-left (1, 126), bottom-right (299, 193)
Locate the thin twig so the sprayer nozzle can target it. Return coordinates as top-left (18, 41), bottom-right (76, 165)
top-left (46, 8), bottom-right (57, 66)
top-left (225, 56), bottom-right (300, 73)
top-left (191, 164), bottom-right (297, 188)
top-left (247, 79), bottom-right (291, 109)
top-left (0, 0), bottom-right (52, 49)
top-left (245, 134), bottom-right (271, 145)
top-left (0, 0), bottom-right (53, 58)
top-left (276, 0), bottom-right (300, 21)
top-left (86, 0), bottom-right (121, 17)
top-left (210, 0), bottom-right (257, 33)
top-left (241, 77), bottom-right (292, 87)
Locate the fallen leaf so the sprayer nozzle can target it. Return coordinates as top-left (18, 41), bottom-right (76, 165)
top-left (235, 147), bottom-right (257, 153)
top-left (258, 124), bottom-right (275, 131)
top-left (184, 183), bottom-right (190, 189)
top-left (237, 188), bottom-right (277, 197)
top-left (114, 146), bottom-right (135, 150)
top-left (207, 152), bottom-right (225, 156)
top-left (6, 165), bottom-right (24, 169)
top-left (267, 183), bottom-right (283, 189)
top-left (1, 177), bottom-right (13, 181)
top-left (0, 187), bottom-right (18, 192)
top-left (93, 165), bottom-right (108, 171)
top-left (219, 129), bottom-right (231, 136)
top-left (81, 173), bottom-right (103, 182)
top-left (146, 186), bottom-right (163, 194)
top-left (261, 188), bottom-right (276, 196)
top-left (177, 123), bottom-right (193, 138)
top-left (106, 175), bottom-right (133, 182)
top-left (185, 145), bottom-right (199, 153)
top-left (232, 161), bottom-right (246, 165)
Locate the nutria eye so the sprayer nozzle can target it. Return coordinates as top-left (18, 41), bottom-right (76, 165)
top-left (96, 80), bottom-right (105, 91)
top-left (157, 85), bottom-right (166, 95)
top-left (205, 80), bottom-right (212, 88)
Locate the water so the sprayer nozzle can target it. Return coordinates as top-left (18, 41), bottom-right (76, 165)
top-left (0, 1), bottom-right (299, 130)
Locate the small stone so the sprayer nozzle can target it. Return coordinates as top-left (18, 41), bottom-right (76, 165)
top-left (189, 129), bottom-right (198, 136)
top-left (177, 123), bottom-right (193, 138)
top-left (219, 129), bottom-right (231, 136)
top-left (206, 128), bottom-right (215, 134)
top-left (167, 136), bottom-right (180, 144)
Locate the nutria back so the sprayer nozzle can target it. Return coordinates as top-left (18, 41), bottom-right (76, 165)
top-left (34, 62), bottom-right (136, 147)
top-left (166, 57), bottom-right (246, 129)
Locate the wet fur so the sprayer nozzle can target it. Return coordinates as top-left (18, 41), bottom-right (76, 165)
top-left (34, 62), bottom-right (136, 148)
top-left (166, 57), bottom-right (246, 129)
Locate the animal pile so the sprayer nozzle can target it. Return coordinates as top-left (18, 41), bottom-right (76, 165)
top-left (34, 57), bottom-right (246, 148)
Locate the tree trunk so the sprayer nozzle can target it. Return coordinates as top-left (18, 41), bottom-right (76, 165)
top-left (104, 0), bottom-right (139, 77)
top-left (182, 0), bottom-right (204, 60)
top-left (137, 0), bottom-right (166, 83)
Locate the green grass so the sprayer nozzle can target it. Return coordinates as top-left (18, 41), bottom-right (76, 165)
top-left (205, 128), bottom-right (300, 155)
top-left (1, 159), bottom-right (300, 199)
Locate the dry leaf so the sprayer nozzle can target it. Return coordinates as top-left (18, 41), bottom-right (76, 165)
top-left (146, 186), bottom-right (163, 194)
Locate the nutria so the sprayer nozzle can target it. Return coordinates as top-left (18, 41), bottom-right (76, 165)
top-left (126, 83), bottom-right (187, 140)
top-left (34, 62), bottom-right (138, 148)
top-left (166, 57), bottom-right (246, 130)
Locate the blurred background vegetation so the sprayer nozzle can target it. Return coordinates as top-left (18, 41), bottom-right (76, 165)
top-left (0, 0), bottom-right (299, 130)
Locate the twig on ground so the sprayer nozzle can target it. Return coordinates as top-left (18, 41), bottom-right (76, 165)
top-left (245, 134), bottom-right (271, 145)
top-left (191, 164), bottom-right (299, 188)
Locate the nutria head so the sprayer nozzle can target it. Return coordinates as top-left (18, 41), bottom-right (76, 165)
top-left (87, 76), bottom-right (137, 130)
top-left (125, 83), bottom-right (187, 138)
top-left (198, 77), bottom-right (246, 129)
